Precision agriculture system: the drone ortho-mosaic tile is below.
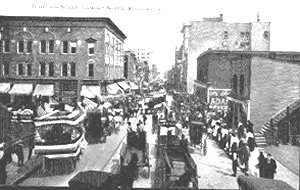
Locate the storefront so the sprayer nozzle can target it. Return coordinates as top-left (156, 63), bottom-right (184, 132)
top-left (227, 96), bottom-right (250, 129)
top-left (59, 80), bottom-right (78, 106)
top-left (0, 83), bottom-right (11, 105)
top-left (8, 83), bottom-right (34, 109)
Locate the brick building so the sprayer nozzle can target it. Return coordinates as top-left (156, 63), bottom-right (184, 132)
top-left (195, 50), bottom-right (300, 133)
top-left (0, 16), bottom-right (126, 105)
top-left (179, 14), bottom-right (270, 94)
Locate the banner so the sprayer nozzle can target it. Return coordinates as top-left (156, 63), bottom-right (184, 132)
top-left (207, 88), bottom-right (231, 111)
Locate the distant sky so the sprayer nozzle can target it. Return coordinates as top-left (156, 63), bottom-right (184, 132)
top-left (1, 0), bottom-right (300, 73)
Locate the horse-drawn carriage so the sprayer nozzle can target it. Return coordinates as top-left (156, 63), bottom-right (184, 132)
top-left (157, 120), bottom-right (198, 189)
top-left (189, 120), bottom-right (207, 156)
top-left (119, 127), bottom-right (150, 182)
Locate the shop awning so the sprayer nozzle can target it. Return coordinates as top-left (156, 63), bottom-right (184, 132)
top-left (81, 85), bottom-right (101, 99)
top-left (33, 84), bottom-right (54, 96)
top-left (9, 83), bottom-right (33, 95)
top-left (0, 83), bottom-right (11, 93)
top-left (106, 83), bottom-right (124, 95)
top-left (129, 82), bottom-right (139, 90)
top-left (117, 81), bottom-right (130, 90)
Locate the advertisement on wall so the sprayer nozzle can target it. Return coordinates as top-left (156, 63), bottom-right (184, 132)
top-left (207, 88), bottom-right (231, 111)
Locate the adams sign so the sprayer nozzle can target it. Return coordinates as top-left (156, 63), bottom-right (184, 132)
top-left (207, 88), bottom-right (231, 111)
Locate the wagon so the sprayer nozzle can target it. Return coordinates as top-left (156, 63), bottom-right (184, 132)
top-left (119, 129), bottom-right (150, 180)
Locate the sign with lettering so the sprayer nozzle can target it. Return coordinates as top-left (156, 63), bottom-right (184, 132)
top-left (207, 89), bottom-right (231, 111)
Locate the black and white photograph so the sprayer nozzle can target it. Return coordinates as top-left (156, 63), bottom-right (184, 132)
top-left (0, 0), bottom-right (299, 189)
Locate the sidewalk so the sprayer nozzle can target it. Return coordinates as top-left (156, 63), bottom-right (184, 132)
top-left (217, 141), bottom-right (299, 190)
top-left (6, 147), bottom-right (41, 185)
top-left (263, 144), bottom-right (299, 176)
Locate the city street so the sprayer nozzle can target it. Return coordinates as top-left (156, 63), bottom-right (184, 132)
top-left (18, 116), bottom-right (140, 186)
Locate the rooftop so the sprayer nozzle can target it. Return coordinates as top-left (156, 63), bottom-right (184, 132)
top-left (0, 15), bottom-right (126, 39)
top-left (197, 50), bottom-right (300, 65)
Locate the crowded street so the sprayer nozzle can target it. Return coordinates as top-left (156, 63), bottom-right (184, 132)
top-left (0, 4), bottom-right (299, 190)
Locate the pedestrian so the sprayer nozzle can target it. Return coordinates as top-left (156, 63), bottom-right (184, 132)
top-left (230, 133), bottom-right (238, 157)
top-left (143, 114), bottom-right (147, 125)
top-left (231, 151), bottom-right (238, 177)
top-left (0, 152), bottom-right (7, 184)
top-left (264, 153), bottom-right (277, 179)
top-left (246, 129), bottom-right (255, 152)
top-left (127, 122), bottom-right (133, 133)
top-left (14, 143), bottom-right (24, 167)
top-left (256, 151), bottom-right (266, 178)
top-left (3, 145), bottom-right (12, 165)
top-left (28, 135), bottom-right (35, 161)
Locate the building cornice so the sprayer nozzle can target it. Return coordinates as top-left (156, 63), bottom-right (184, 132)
top-left (0, 15), bottom-right (126, 40)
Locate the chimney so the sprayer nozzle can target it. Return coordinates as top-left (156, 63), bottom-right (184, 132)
top-left (220, 14), bottom-right (223, 21)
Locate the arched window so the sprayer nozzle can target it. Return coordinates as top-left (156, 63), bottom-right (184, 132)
top-left (38, 32), bottom-right (56, 54)
top-left (232, 74), bottom-right (238, 94)
top-left (240, 75), bottom-right (245, 95)
top-left (15, 31), bottom-right (34, 54)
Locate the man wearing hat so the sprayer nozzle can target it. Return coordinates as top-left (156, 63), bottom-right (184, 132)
top-left (264, 153), bottom-right (277, 179)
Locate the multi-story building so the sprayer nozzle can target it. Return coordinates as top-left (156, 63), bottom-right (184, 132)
top-left (124, 50), bottom-right (138, 82)
top-left (0, 16), bottom-right (126, 105)
top-left (195, 50), bottom-right (300, 134)
top-left (179, 14), bottom-right (270, 93)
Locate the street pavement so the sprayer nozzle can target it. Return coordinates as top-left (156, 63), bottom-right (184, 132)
top-left (102, 114), bottom-right (156, 188)
top-left (190, 139), bottom-right (240, 189)
top-left (18, 115), bottom-right (141, 186)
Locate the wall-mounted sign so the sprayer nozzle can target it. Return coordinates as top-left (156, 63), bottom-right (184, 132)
top-left (207, 88), bottom-right (231, 111)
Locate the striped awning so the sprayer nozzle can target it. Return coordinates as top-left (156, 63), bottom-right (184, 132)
top-left (129, 82), bottom-right (139, 90)
top-left (33, 84), bottom-right (54, 96)
top-left (80, 85), bottom-right (101, 99)
top-left (0, 83), bottom-right (11, 93)
top-left (9, 83), bottom-right (33, 95)
top-left (107, 83), bottom-right (124, 95)
top-left (117, 81), bottom-right (130, 90)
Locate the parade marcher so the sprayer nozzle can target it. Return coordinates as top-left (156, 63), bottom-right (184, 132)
top-left (264, 153), bottom-right (277, 179)
top-left (256, 151), bottom-right (266, 178)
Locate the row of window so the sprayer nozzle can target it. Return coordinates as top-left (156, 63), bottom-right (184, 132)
top-left (1, 40), bottom-right (96, 55)
top-left (223, 31), bottom-right (251, 40)
top-left (1, 62), bottom-right (95, 77)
